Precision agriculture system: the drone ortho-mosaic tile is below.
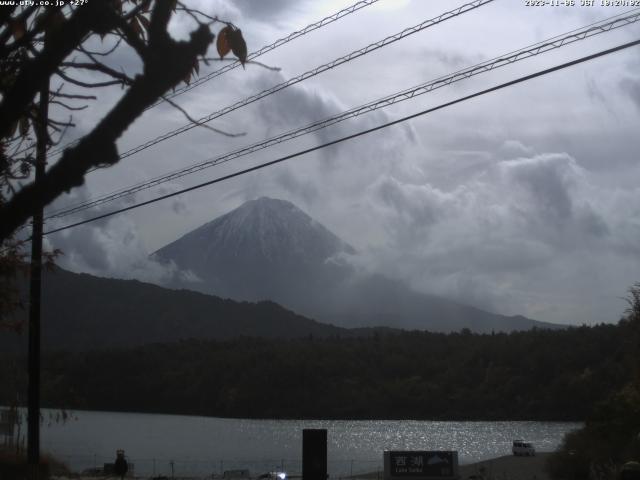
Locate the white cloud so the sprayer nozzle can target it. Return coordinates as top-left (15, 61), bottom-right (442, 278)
top-left (349, 150), bottom-right (640, 324)
top-left (44, 186), bottom-right (200, 286)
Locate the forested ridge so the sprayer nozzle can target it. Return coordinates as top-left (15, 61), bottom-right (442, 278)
top-left (0, 267), bottom-right (556, 356)
top-left (0, 268), bottom-right (351, 353)
top-left (1, 323), bottom-right (631, 421)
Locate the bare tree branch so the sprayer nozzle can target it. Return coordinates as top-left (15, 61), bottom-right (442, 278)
top-left (49, 100), bottom-right (88, 112)
top-left (0, 5), bottom-right (38, 53)
top-left (52, 91), bottom-right (97, 100)
top-left (161, 95), bottom-right (246, 138)
top-left (0, 17), bottom-right (215, 240)
top-left (176, 3), bottom-right (234, 27)
top-left (0, 5), bottom-right (17, 29)
top-left (112, 15), bottom-right (147, 58)
top-left (60, 61), bottom-right (134, 85)
top-left (123, 0), bottom-right (153, 21)
top-left (48, 118), bottom-right (75, 128)
top-left (0, 1), bottom-right (118, 138)
top-left (78, 37), bottom-right (123, 57)
top-left (55, 69), bottom-right (125, 89)
top-left (148, 0), bottom-right (174, 44)
top-left (8, 140), bottom-right (35, 157)
top-left (177, 6), bottom-right (209, 28)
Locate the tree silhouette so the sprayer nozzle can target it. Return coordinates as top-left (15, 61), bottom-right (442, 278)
top-left (0, 0), bottom-right (246, 242)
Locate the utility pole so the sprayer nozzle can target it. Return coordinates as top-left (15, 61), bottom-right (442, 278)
top-left (27, 75), bottom-right (49, 479)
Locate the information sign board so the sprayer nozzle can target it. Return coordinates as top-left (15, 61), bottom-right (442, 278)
top-left (384, 451), bottom-right (458, 480)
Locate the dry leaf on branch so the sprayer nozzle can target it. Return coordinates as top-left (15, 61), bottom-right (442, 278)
top-left (216, 25), bottom-right (231, 59)
top-left (228, 28), bottom-right (247, 67)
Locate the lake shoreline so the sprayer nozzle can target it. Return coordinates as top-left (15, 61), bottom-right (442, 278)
top-left (50, 454), bottom-right (554, 480)
top-left (20, 405), bottom-right (587, 423)
top-left (19, 409), bottom-right (576, 478)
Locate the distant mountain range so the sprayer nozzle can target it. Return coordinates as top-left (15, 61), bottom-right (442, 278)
top-left (153, 197), bottom-right (559, 333)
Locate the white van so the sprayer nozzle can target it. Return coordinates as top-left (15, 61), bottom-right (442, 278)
top-left (512, 440), bottom-right (536, 456)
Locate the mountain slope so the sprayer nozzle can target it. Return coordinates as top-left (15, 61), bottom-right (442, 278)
top-left (325, 274), bottom-right (558, 331)
top-left (153, 197), bottom-right (559, 332)
top-left (153, 197), bottom-right (355, 316)
top-left (154, 197), bottom-right (354, 270)
top-left (1, 267), bottom-right (348, 352)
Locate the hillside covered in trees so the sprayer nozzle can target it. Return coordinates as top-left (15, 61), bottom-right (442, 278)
top-left (0, 268), bottom-right (350, 353)
top-left (0, 323), bottom-right (631, 421)
top-left (546, 286), bottom-right (640, 479)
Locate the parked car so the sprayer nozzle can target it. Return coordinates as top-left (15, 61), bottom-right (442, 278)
top-left (512, 440), bottom-right (536, 456)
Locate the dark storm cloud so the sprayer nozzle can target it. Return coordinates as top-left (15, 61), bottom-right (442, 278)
top-left (618, 54), bottom-right (640, 111)
top-left (245, 68), bottom-right (404, 179)
top-left (231, 0), bottom-right (312, 21)
top-left (503, 154), bottom-right (576, 225)
top-left (498, 155), bottom-right (611, 249)
top-left (248, 72), bottom-right (342, 135)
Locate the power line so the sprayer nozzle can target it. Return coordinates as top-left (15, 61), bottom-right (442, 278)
top-left (43, 0), bottom-right (495, 220)
top-left (95, 0), bottom-right (495, 161)
top-left (153, 0), bottom-right (383, 107)
top-left (43, 0), bottom-right (497, 220)
top-left (43, 0), bottom-right (382, 159)
top-left (41, 38), bottom-right (640, 237)
top-left (44, 9), bottom-right (640, 222)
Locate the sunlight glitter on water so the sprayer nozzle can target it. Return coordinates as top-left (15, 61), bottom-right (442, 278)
top-left (27, 410), bottom-right (580, 476)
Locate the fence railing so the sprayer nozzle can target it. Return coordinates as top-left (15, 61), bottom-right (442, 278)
top-left (51, 454), bottom-right (383, 479)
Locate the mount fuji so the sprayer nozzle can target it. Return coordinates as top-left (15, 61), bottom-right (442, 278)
top-left (153, 197), bottom-right (558, 332)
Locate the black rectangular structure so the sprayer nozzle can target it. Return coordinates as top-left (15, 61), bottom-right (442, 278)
top-left (302, 428), bottom-right (327, 480)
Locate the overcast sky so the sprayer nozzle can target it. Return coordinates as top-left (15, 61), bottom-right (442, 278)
top-left (41, 0), bottom-right (640, 326)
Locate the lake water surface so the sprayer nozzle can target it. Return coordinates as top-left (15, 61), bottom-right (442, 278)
top-left (30, 409), bottom-right (580, 477)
